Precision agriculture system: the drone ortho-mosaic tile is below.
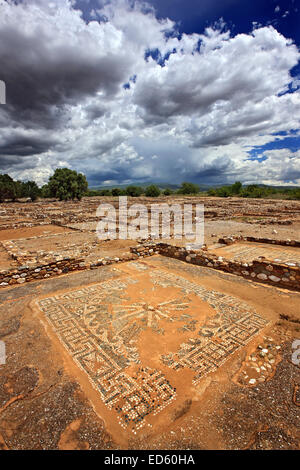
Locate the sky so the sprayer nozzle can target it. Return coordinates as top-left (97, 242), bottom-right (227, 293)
top-left (0, 0), bottom-right (300, 187)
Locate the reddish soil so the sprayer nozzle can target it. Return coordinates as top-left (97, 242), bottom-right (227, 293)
top-left (211, 241), bottom-right (300, 263)
top-left (0, 225), bottom-right (71, 241)
top-left (0, 197), bottom-right (299, 450)
top-left (25, 257), bottom-right (299, 448)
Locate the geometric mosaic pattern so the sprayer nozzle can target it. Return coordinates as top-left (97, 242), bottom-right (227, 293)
top-left (152, 271), bottom-right (269, 385)
top-left (217, 243), bottom-right (300, 264)
top-left (36, 266), bottom-right (268, 433)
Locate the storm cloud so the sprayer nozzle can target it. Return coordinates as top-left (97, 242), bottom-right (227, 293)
top-left (0, 0), bottom-right (299, 186)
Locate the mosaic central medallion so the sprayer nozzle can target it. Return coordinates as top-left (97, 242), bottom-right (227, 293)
top-left (36, 264), bottom-right (268, 434)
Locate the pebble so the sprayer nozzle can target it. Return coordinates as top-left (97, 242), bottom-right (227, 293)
top-left (257, 273), bottom-right (267, 280)
top-left (268, 275), bottom-right (280, 283)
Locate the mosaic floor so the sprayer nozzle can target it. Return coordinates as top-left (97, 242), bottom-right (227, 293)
top-left (36, 261), bottom-right (269, 434)
top-left (213, 242), bottom-right (300, 265)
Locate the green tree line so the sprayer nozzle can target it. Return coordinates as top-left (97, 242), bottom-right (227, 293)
top-left (1, 170), bottom-right (299, 202)
top-left (207, 181), bottom-right (300, 200)
top-left (0, 174), bottom-right (40, 202)
top-left (0, 168), bottom-right (88, 202)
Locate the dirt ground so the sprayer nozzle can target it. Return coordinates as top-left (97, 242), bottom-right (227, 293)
top-left (211, 241), bottom-right (300, 264)
top-left (0, 196), bottom-right (299, 450)
top-left (10, 232), bottom-right (136, 264)
top-left (1, 196), bottom-right (300, 270)
top-left (0, 256), bottom-right (299, 450)
top-left (0, 224), bottom-right (71, 241)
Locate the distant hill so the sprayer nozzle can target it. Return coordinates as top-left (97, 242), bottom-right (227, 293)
top-left (89, 182), bottom-right (299, 191)
top-left (89, 182), bottom-right (219, 191)
top-left (89, 182), bottom-right (181, 190)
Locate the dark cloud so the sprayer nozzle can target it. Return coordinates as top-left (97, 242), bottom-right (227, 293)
top-left (0, 134), bottom-right (56, 157)
top-left (192, 121), bottom-right (273, 147)
top-left (0, 154), bottom-right (39, 172)
top-left (0, 10), bottom-right (131, 129)
top-left (85, 104), bottom-right (108, 120)
top-left (0, 0), bottom-right (299, 186)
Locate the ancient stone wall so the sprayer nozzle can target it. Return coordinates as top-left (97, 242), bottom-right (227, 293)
top-left (0, 221), bottom-right (49, 231)
top-left (0, 258), bottom-right (86, 286)
top-left (1, 239), bottom-right (299, 290)
top-left (218, 235), bottom-right (300, 247)
top-left (131, 242), bottom-right (300, 291)
top-left (0, 250), bottom-right (144, 287)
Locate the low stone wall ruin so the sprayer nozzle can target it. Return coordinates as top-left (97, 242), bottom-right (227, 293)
top-left (218, 235), bottom-right (300, 247)
top-left (0, 221), bottom-right (49, 231)
top-left (131, 242), bottom-right (300, 291)
top-left (1, 239), bottom-right (299, 291)
top-left (0, 258), bottom-right (86, 287)
top-left (0, 249), bottom-right (153, 288)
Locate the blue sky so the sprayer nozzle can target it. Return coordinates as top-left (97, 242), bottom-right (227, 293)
top-left (0, 0), bottom-right (299, 186)
top-left (151, 0), bottom-right (300, 41)
top-left (76, 0), bottom-right (300, 43)
top-left (248, 134), bottom-right (300, 158)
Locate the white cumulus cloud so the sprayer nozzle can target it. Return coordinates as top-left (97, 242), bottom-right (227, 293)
top-left (0, 0), bottom-right (299, 186)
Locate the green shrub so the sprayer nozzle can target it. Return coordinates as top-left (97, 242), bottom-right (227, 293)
top-left (145, 185), bottom-right (161, 197)
top-left (163, 188), bottom-right (173, 195)
top-left (177, 182), bottom-right (199, 195)
top-left (125, 185), bottom-right (143, 197)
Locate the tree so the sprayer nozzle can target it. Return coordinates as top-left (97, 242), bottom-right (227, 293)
top-left (208, 188), bottom-right (217, 196)
top-left (231, 181), bottom-right (242, 195)
top-left (41, 184), bottom-right (51, 198)
top-left (14, 180), bottom-right (24, 199)
top-left (216, 186), bottom-right (231, 197)
top-left (289, 188), bottom-right (300, 200)
top-left (98, 189), bottom-right (111, 196)
top-left (163, 188), bottom-right (173, 196)
top-left (178, 182), bottom-right (199, 195)
top-left (0, 175), bottom-right (40, 202)
top-left (0, 174), bottom-right (16, 202)
top-left (145, 185), bottom-right (161, 197)
top-left (111, 187), bottom-right (126, 196)
top-left (125, 185), bottom-right (143, 197)
top-left (21, 181), bottom-right (40, 201)
top-left (84, 189), bottom-right (99, 197)
top-left (112, 188), bottom-right (122, 196)
top-left (48, 168), bottom-right (88, 201)
top-left (240, 184), bottom-right (264, 198)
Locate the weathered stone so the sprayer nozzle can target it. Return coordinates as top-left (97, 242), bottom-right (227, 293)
top-left (257, 273), bottom-right (267, 280)
top-left (268, 275), bottom-right (280, 282)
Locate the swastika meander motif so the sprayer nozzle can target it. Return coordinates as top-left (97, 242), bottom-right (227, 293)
top-left (37, 266), bottom-right (268, 433)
